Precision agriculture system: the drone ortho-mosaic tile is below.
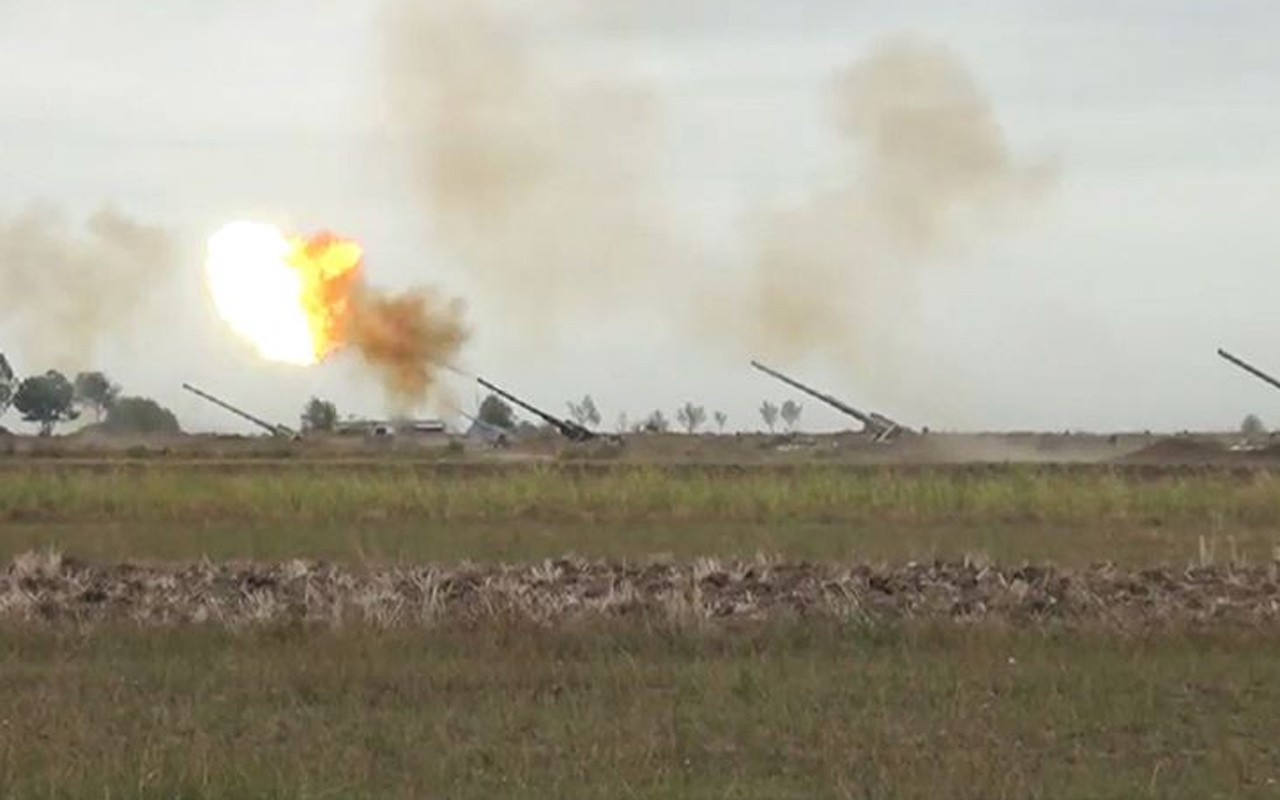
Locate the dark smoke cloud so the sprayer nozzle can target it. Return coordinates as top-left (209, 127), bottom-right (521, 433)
top-left (0, 205), bottom-right (174, 371)
top-left (726, 39), bottom-right (1055, 367)
top-left (383, 0), bottom-right (674, 329)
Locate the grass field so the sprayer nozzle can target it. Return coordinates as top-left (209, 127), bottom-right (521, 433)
top-left (3, 462), bottom-right (1278, 797)
top-left (1, 622), bottom-right (1277, 799)
top-left (3, 464), bottom-right (1280, 565)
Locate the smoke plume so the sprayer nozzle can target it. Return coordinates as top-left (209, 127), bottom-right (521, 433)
top-left (0, 205), bottom-right (173, 370)
top-left (383, 1), bottom-right (1050, 392)
top-left (383, 0), bottom-right (672, 328)
top-left (727, 39), bottom-right (1054, 365)
top-left (347, 287), bottom-right (468, 405)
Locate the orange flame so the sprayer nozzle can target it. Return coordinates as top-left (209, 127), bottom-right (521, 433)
top-left (288, 232), bottom-right (363, 361)
top-left (205, 222), bottom-right (363, 365)
top-left (206, 221), bottom-right (469, 403)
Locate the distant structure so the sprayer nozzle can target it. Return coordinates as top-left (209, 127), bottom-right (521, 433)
top-left (334, 418), bottom-right (447, 438)
top-left (750, 360), bottom-right (911, 443)
top-left (451, 406), bottom-right (513, 447)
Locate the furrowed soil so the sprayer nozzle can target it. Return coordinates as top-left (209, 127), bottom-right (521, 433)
top-left (3, 462), bottom-right (1280, 797)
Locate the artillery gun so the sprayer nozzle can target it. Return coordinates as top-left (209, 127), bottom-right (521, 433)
top-left (181, 383), bottom-right (297, 438)
top-left (475, 377), bottom-right (598, 443)
top-left (750, 360), bottom-right (910, 443)
top-left (1217, 349), bottom-right (1280, 395)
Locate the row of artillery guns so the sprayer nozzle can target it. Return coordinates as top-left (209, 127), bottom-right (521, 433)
top-left (180, 378), bottom-right (611, 445)
top-left (180, 365), bottom-right (910, 445)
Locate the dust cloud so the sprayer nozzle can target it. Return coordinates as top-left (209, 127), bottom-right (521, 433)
top-left (383, 2), bottom-right (1050, 390)
top-left (0, 205), bottom-right (174, 371)
top-left (383, 0), bottom-right (673, 329)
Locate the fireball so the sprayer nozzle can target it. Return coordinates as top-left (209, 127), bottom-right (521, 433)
top-left (205, 221), bottom-right (363, 365)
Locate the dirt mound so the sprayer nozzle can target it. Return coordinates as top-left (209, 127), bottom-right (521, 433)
top-left (4, 552), bottom-right (1279, 629)
top-left (1118, 437), bottom-right (1227, 464)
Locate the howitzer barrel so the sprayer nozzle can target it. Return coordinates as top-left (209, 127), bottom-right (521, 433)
top-left (182, 383), bottom-right (294, 437)
top-left (475, 377), bottom-right (596, 442)
top-left (1217, 349), bottom-right (1280, 394)
top-left (750, 360), bottom-right (878, 428)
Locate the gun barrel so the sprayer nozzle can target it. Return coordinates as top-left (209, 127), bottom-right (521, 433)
top-left (182, 383), bottom-right (294, 437)
top-left (750, 360), bottom-right (880, 428)
top-left (1218, 349), bottom-right (1280, 394)
top-left (476, 377), bottom-right (596, 442)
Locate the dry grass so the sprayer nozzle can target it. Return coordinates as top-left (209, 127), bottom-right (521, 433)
top-left (5, 551), bottom-right (1280, 630)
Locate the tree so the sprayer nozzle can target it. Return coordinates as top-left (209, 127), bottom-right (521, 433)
top-left (104, 396), bottom-right (181, 434)
top-left (301, 397), bottom-right (338, 433)
top-left (1241, 414), bottom-right (1267, 440)
top-left (640, 409), bottom-right (670, 433)
top-left (567, 395), bottom-right (602, 429)
top-left (13, 371), bottom-right (79, 436)
top-left (675, 402), bottom-right (707, 434)
top-left (0, 353), bottom-right (15, 417)
top-left (73, 371), bottom-right (121, 421)
top-left (780, 400), bottom-right (803, 432)
top-left (713, 411), bottom-right (728, 433)
top-left (760, 401), bottom-right (779, 433)
top-left (478, 394), bottom-right (516, 431)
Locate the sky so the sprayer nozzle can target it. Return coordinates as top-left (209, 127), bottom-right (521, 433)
top-left (2, 0), bottom-right (1280, 434)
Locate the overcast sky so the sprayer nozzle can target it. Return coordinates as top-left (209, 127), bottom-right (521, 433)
top-left (2, 1), bottom-right (1280, 434)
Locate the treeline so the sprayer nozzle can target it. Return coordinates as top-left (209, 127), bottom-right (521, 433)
top-left (0, 355), bottom-right (178, 436)
top-left (472, 393), bottom-right (806, 436)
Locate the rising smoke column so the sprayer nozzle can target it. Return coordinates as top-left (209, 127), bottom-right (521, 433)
top-left (0, 205), bottom-right (174, 370)
top-left (733, 40), bottom-right (1054, 366)
top-left (383, 0), bottom-right (673, 329)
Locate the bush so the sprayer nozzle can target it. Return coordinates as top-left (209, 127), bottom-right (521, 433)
top-left (104, 397), bottom-right (181, 435)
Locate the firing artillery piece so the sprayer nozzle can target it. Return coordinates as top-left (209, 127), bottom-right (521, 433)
top-left (750, 360), bottom-right (910, 443)
top-left (181, 383), bottom-right (298, 439)
top-left (475, 377), bottom-right (600, 443)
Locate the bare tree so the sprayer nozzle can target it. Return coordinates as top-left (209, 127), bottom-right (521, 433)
top-left (567, 395), bottom-right (602, 429)
top-left (639, 409), bottom-right (670, 433)
top-left (760, 401), bottom-right (779, 433)
top-left (675, 402), bottom-right (707, 434)
top-left (713, 411), bottom-right (728, 433)
top-left (0, 353), bottom-right (14, 417)
top-left (780, 400), bottom-right (803, 432)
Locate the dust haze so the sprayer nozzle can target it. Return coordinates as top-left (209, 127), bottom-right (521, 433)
top-left (0, 205), bottom-right (174, 371)
top-left (384, 0), bottom-right (675, 332)
top-left (384, 3), bottom-right (1049, 393)
top-left (729, 40), bottom-right (1054, 371)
